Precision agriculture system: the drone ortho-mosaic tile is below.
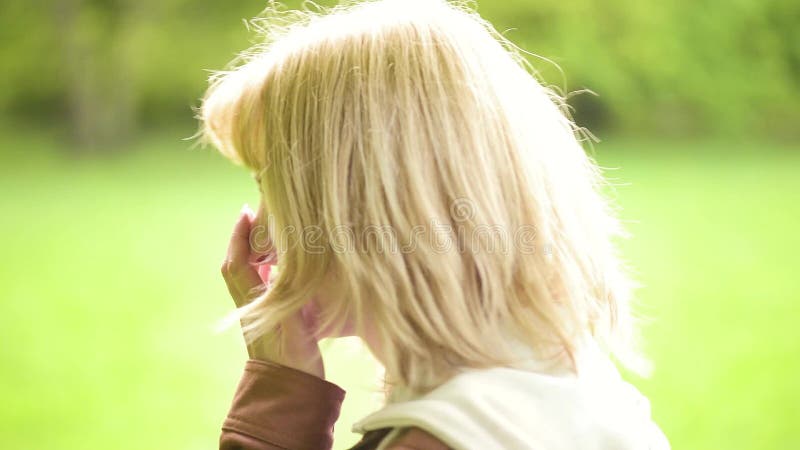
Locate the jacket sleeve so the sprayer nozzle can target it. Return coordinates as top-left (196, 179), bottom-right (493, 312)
top-left (219, 359), bottom-right (346, 450)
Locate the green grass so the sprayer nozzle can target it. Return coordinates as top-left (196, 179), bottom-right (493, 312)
top-left (0, 131), bottom-right (797, 449)
top-left (597, 140), bottom-right (800, 449)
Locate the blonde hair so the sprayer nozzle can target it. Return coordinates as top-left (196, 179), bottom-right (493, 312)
top-left (198, 0), bottom-right (646, 398)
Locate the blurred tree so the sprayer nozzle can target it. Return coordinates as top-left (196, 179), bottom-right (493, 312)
top-left (0, 0), bottom-right (797, 149)
top-left (55, 0), bottom-right (138, 150)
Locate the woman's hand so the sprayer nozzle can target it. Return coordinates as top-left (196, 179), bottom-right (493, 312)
top-left (221, 203), bottom-right (325, 379)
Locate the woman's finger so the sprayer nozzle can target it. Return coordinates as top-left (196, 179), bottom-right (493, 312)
top-left (247, 218), bottom-right (277, 266)
top-left (226, 205), bottom-right (255, 267)
top-left (223, 204), bottom-right (266, 306)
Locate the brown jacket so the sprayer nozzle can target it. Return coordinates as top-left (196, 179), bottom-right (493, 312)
top-left (219, 359), bottom-right (450, 450)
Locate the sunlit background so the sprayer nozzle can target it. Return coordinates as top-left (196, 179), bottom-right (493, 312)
top-left (1, 0), bottom-right (798, 448)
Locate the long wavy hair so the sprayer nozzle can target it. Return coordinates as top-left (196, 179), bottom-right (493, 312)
top-left (198, 0), bottom-right (646, 399)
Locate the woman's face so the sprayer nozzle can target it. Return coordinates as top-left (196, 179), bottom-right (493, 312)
top-left (251, 173), bottom-right (357, 340)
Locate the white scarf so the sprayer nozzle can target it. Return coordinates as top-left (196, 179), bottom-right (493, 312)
top-left (351, 338), bottom-right (670, 450)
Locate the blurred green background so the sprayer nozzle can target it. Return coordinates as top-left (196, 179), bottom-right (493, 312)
top-left (0, 0), bottom-right (798, 449)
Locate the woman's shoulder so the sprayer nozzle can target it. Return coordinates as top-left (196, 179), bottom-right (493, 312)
top-left (351, 343), bottom-right (669, 450)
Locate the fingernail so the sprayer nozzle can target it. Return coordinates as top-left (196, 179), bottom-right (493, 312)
top-left (240, 203), bottom-right (251, 215)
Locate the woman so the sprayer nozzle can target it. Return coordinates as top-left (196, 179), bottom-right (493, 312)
top-left (200, 0), bottom-right (670, 448)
